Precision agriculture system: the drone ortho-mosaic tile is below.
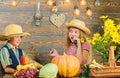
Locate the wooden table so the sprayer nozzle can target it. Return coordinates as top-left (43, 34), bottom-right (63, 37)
top-left (2, 74), bottom-right (14, 78)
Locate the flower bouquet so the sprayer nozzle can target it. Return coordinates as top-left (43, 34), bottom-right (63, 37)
top-left (89, 15), bottom-right (120, 63)
top-left (88, 16), bottom-right (120, 77)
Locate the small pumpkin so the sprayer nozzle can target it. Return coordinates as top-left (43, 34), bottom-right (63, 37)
top-left (51, 54), bottom-right (80, 77)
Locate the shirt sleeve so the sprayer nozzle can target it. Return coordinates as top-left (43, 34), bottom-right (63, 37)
top-left (0, 47), bottom-right (12, 68)
top-left (82, 42), bottom-right (90, 52)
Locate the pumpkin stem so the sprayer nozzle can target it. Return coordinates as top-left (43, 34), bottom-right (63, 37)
top-left (63, 52), bottom-right (66, 55)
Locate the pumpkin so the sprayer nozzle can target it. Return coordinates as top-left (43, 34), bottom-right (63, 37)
top-left (51, 55), bottom-right (80, 77)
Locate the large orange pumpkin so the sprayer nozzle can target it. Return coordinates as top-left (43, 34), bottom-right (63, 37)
top-left (51, 55), bottom-right (80, 77)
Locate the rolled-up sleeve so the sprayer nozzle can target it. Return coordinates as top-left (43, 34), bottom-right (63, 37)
top-left (0, 48), bottom-right (12, 68)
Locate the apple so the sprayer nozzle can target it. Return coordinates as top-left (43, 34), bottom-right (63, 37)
top-left (20, 55), bottom-right (29, 65)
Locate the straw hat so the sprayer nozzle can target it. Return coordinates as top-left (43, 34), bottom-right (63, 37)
top-left (65, 19), bottom-right (90, 34)
top-left (0, 24), bottom-right (30, 41)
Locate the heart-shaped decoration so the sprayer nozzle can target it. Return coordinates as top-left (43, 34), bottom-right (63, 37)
top-left (50, 13), bottom-right (65, 28)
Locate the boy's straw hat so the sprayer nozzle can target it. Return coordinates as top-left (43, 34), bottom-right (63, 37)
top-left (0, 24), bottom-right (30, 41)
top-left (66, 19), bottom-right (90, 34)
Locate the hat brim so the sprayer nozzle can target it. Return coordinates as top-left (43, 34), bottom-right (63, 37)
top-left (0, 32), bottom-right (30, 41)
top-left (65, 23), bottom-right (90, 34)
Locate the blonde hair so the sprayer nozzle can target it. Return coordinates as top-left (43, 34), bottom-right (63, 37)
top-left (64, 27), bottom-right (92, 63)
top-left (65, 27), bottom-right (86, 51)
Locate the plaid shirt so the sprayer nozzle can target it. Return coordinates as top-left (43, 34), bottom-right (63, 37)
top-left (66, 41), bottom-right (90, 56)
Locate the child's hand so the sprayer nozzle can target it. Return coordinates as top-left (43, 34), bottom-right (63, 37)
top-left (49, 48), bottom-right (59, 56)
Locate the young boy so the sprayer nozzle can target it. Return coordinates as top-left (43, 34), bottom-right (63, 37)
top-left (0, 24), bottom-right (42, 75)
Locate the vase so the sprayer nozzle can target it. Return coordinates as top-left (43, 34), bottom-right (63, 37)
top-left (108, 46), bottom-right (116, 66)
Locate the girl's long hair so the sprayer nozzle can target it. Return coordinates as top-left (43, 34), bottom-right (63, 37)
top-left (64, 27), bottom-right (86, 52)
top-left (64, 27), bottom-right (92, 63)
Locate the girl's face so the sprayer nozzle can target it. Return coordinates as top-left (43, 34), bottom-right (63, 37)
top-left (9, 36), bottom-right (22, 47)
top-left (68, 27), bottom-right (80, 43)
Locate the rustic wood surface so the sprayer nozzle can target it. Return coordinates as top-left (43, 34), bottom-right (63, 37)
top-left (0, 0), bottom-right (120, 76)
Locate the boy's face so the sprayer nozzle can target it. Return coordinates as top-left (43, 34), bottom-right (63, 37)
top-left (9, 36), bottom-right (22, 47)
top-left (68, 27), bottom-right (80, 43)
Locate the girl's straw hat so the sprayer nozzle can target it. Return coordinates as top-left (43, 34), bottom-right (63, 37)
top-left (66, 19), bottom-right (90, 34)
top-left (0, 24), bottom-right (30, 41)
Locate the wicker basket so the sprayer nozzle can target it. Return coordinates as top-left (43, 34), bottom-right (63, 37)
top-left (89, 46), bottom-right (120, 77)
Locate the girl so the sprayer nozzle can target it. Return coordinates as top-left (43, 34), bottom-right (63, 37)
top-left (50, 19), bottom-right (92, 73)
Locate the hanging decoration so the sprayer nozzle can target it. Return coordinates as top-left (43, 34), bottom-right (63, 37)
top-left (49, 0), bottom-right (66, 28)
top-left (64, 0), bottom-right (71, 4)
top-left (50, 13), bottom-right (65, 28)
top-left (73, 5), bottom-right (80, 16)
top-left (79, 0), bottom-right (87, 6)
top-left (11, 0), bottom-right (17, 7)
top-left (46, 0), bottom-right (54, 7)
top-left (85, 7), bottom-right (92, 16)
top-left (46, 0), bottom-right (93, 27)
top-left (72, 0), bottom-right (92, 16)
top-left (94, 0), bottom-right (100, 7)
top-left (33, 1), bottom-right (43, 26)
top-left (3, 0), bottom-right (23, 8)
top-left (51, 2), bottom-right (58, 13)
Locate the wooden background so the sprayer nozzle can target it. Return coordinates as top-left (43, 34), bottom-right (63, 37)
top-left (0, 0), bottom-right (120, 66)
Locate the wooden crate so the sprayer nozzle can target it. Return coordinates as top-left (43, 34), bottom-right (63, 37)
top-left (89, 66), bottom-right (120, 77)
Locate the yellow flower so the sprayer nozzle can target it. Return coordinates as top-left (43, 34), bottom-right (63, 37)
top-left (100, 15), bottom-right (108, 19)
top-left (70, 20), bottom-right (74, 25)
top-left (117, 24), bottom-right (120, 30)
top-left (91, 39), bottom-right (96, 45)
top-left (111, 32), bottom-right (120, 43)
top-left (89, 15), bottom-right (120, 62)
top-left (104, 19), bottom-right (114, 27)
top-left (92, 33), bottom-right (101, 42)
top-left (86, 37), bottom-right (91, 43)
top-left (81, 38), bottom-right (85, 43)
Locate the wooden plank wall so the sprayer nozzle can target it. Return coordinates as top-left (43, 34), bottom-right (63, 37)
top-left (0, 0), bottom-right (120, 65)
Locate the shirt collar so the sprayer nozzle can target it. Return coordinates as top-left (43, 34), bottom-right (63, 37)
top-left (7, 43), bottom-right (17, 49)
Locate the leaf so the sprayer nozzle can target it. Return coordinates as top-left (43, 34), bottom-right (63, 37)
top-left (80, 64), bottom-right (90, 78)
